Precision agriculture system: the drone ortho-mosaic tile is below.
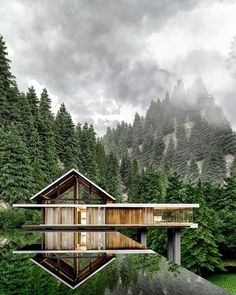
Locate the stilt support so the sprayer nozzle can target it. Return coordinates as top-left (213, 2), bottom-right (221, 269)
top-left (137, 228), bottom-right (147, 246)
top-left (167, 228), bottom-right (181, 265)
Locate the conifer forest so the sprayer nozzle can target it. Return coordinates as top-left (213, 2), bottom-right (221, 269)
top-left (0, 23), bottom-right (236, 295)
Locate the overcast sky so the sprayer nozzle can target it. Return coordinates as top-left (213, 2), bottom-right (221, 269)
top-left (1, 0), bottom-right (236, 135)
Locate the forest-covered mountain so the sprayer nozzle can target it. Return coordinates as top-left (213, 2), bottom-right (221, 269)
top-left (103, 79), bottom-right (236, 182)
top-left (0, 35), bottom-right (235, 276)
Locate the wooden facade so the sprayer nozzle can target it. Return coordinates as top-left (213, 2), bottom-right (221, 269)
top-left (45, 208), bottom-right (74, 224)
top-left (42, 205), bottom-right (196, 227)
top-left (107, 207), bottom-right (153, 224)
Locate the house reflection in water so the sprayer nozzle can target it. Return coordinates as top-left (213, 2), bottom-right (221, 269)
top-left (14, 231), bottom-right (154, 253)
top-left (32, 253), bottom-right (116, 289)
top-left (44, 231), bottom-right (151, 252)
top-left (14, 231), bottom-right (154, 289)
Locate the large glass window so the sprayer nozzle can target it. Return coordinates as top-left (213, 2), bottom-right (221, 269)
top-left (153, 208), bottom-right (193, 224)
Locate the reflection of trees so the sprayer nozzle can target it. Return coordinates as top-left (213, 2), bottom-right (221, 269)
top-left (1, 230), bottom-right (41, 247)
top-left (105, 259), bottom-right (120, 292)
top-left (119, 255), bottom-right (138, 288)
top-left (105, 254), bottom-right (181, 293)
top-left (130, 254), bottom-right (180, 279)
top-left (104, 254), bottom-right (181, 294)
top-left (0, 244), bottom-right (60, 294)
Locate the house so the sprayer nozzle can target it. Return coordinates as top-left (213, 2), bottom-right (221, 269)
top-left (13, 168), bottom-right (199, 264)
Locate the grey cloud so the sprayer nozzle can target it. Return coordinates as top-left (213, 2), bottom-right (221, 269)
top-left (0, 0), bottom-right (224, 134)
top-left (105, 59), bottom-right (174, 105)
top-left (96, 118), bottom-right (119, 136)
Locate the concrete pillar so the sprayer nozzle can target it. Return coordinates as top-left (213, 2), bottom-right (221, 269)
top-left (167, 228), bottom-right (174, 261)
top-left (137, 228), bottom-right (147, 246)
top-left (173, 228), bottom-right (181, 265)
top-left (167, 228), bottom-right (181, 265)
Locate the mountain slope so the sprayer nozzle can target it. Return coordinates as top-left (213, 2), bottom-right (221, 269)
top-left (103, 79), bottom-right (236, 182)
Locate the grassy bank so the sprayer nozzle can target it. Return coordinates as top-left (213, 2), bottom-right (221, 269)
top-left (207, 273), bottom-right (236, 294)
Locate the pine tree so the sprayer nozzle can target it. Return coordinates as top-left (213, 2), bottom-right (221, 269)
top-left (144, 100), bottom-right (158, 132)
top-left (55, 103), bottom-right (77, 170)
top-left (165, 172), bottom-right (187, 203)
top-left (132, 113), bottom-right (143, 144)
top-left (120, 154), bottom-right (132, 191)
top-left (116, 121), bottom-right (129, 158)
top-left (19, 90), bottom-right (45, 192)
top-left (214, 126), bottom-right (236, 155)
top-left (141, 124), bottom-right (155, 166)
top-left (95, 140), bottom-right (107, 188)
top-left (104, 152), bottom-right (121, 200)
top-left (38, 88), bottom-right (59, 182)
top-left (182, 181), bottom-right (224, 275)
top-left (102, 126), bottom-right (116, 154)
top-left (128, 159), bottom-right (140, 202)
top-left (0, 35), bottom-right (20, 127)
top-left (189, 115), bottom-right (213, 161)
top-left (0, 125), bottom-right (33, 204)
top-left (221, 175), bottom-right (236, 210)
top-left (152, 134), bottom-right (165, 169)
top-left (26, 86), bottom-right (40, 127)
top-left (28, 129), bottom-right (45, 193)
top-left (77, 122), bottom-right (97, 179)
top-left (219, 176), bottom-right (236, 255)
top-left (173, 124), bottom-right (188, 177)
top-left (162, 92), bottom-right (175, 135)
top-left (129, 166), bottom-right (163, 203)
top-left (132, 136), bottom-right (141, 161)
top-left (202, 146), bottom-right (226, 183)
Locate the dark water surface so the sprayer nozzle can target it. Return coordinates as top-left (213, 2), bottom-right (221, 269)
top-left (0, 231), bottom-right (231, 295)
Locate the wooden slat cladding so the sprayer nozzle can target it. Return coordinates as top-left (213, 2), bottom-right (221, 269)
top-left (143, 208), bottom-right (153, 224)
top-left (45, 208), bottom-right (74, 224)
top-left (86, 208), bottom-right (105, 224)
top-left (107, 208), bottom-right (153, 224)
top-left (61, 208), bottom-right (74, 224)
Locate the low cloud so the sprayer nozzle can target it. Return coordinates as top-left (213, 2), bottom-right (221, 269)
top-left (1, 0), bottom-right (236, 134)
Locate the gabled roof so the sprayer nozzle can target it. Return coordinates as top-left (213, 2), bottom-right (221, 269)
top-left (31, 168), bottom-right (116, 203)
